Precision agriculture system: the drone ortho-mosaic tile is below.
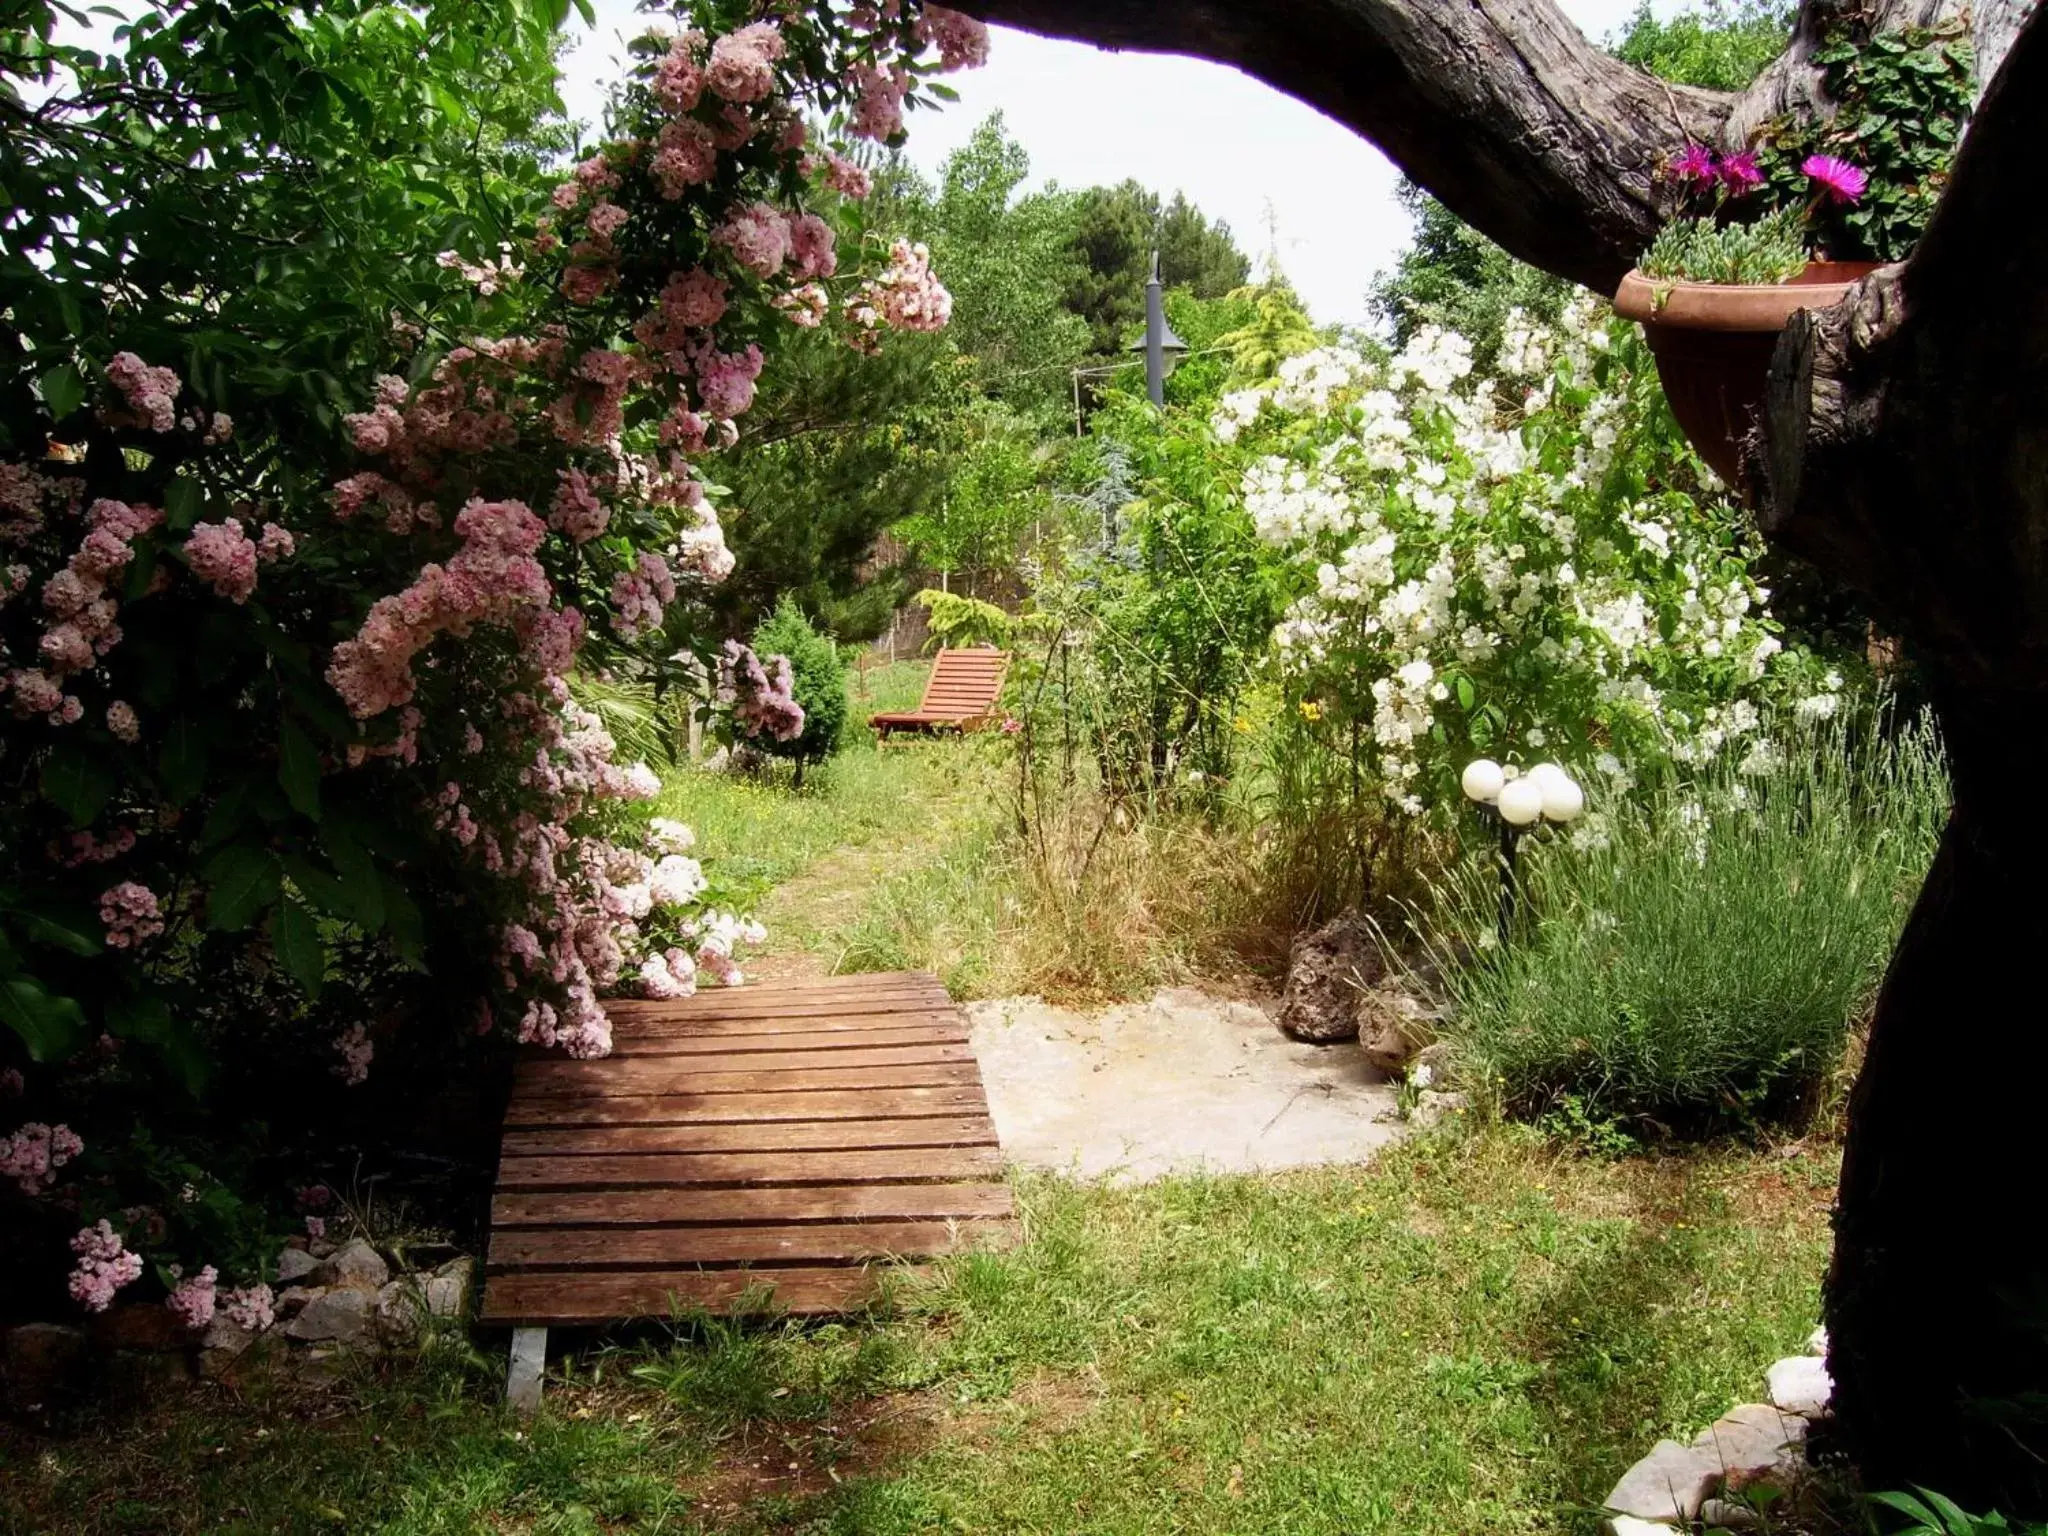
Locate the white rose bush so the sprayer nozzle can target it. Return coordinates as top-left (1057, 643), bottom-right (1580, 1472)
top-left (1215, 298), bottom-right (1844, 831)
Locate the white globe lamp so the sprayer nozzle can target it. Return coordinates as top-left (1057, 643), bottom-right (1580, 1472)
top-left (1540, 773), bottom-right (1585, 823)
top-left (1496, 777), bottom-right (1544, 826)
top-left (1461, 758), bottom-right (1505, 805)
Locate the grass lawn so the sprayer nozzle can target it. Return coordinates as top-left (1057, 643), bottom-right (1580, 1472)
top-left (0, 1136), bottom-right (1835, 1535)
top-left (0, 659), bottom-right (1844, 1535)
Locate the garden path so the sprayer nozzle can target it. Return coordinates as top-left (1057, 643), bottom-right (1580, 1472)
top-left (968, 988), bottom-right (1404, 1180)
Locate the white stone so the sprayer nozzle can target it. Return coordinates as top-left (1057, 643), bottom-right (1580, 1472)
top-left (1807, 1325), bottom-right (1828, 1356)
top-left (1604, 1438), bottom-right (1721, 1524)
top-left (1767, 1354), bottom-right (1833, 1418)
top-left (1608, 1518), bottom-right (1681, 1535)
top-left (314, 1238), bottom-right (389, 1292)
top-left (282, 1286), bottom-right (376, 1344)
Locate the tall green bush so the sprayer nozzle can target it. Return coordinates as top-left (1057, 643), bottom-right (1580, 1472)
top-left (1430, 712), bottom-right (1949, 1132)
top-left (750, 599), bottom-right (848, 783)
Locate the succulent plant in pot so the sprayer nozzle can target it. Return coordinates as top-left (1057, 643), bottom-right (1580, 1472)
top-left (1614, 145), bottom-right (1881, 490)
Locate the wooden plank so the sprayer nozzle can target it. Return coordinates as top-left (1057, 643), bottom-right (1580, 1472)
top-left (602, 993), bottom-right (946, 1023)
top-left (522, 1042), bottom-right (973, 1078)
top-left (488, 1219), bottom-right (1006, 1271)
top-left (500, 1115), bottom-right (1000, 1157)
top-left (479, 1265), bottom-right (907, 1324)
top-left (495, 1146), bottom-right (1004, 1190)
top-left (605, 1024), bottom-right (969, 1057)
top-left (503, 1085), bottom-right (989, 1127)
top-left (603, 971), bottom-right (942, 1005)
top-left (491, 1181), bottom-right (1015, 1228)
top-left (608, 1008), bottom-right (967, 1041)
top-left (608, 970), bottom-right (933, 999)
top-left (513, 1060), bottom-right (983, 1099)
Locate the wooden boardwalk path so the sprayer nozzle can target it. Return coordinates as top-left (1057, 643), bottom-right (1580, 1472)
top-left (481, 970), bottom-right (1013, 1350)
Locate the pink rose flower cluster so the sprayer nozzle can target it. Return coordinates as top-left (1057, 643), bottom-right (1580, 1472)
top-left (219, 1282), bottom-right (275, 1331)
top-left (182, 517), bottom-right (261, 603)
top-left (846, 240), bottom-right (954, 352)
top-left (1, 1121), bottom-right (83, 1196)
top-left (611, 551), bottom-right (677, 640)
top-left (104, 351), bottom-right (180, 433)
top-left (6, 494), bottom-right (160, 726)
top-left (326, 496), bottom-right (553, 718)
top-left (99, 880), bottom-right (165, 949)
top-left (332, 1023), bottom-right (374, 1086)
top-left (68, 1219), bottom-right (144, 1312)
top-left (718, 639), bottom-right (805, 742)
top-left (166, 1264), bottom-right (218, 1330)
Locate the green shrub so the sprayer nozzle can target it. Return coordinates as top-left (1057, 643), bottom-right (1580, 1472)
top-left (1641, 207), bottom-right (1809, 285)
top-left (750, 598), bottom-right (849, 782)
top-left (1429, 711), bottom-right (1948, 1131)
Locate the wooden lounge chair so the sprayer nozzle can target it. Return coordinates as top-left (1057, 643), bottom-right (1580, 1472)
top-left (870, 646), bottom-right (1011, 741)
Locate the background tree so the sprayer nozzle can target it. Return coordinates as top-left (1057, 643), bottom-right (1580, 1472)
top-left (1063, 180), bottom-right (1251, 355)
top-left (748, 599), bottom-right (849, 786)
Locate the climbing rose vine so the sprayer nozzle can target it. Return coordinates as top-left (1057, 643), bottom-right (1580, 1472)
top-left (0, 2), bottom-right (985, 1315)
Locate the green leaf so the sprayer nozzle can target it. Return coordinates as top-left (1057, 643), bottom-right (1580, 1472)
top-left (271, 897), bottom-right (325, 996)
top-left (39, 363), bottom-right (86, 423)
top-left (322, 827), bottom-right (384, 930)
top-left (278, 718), bottom-right (322, 818)
top-left (105, 993), bottom-right (210, 1098)
top-left (281, 854), bottom-right (354, 923)
top-left (164, 477), bottom-right (204, 531)
top-left (158, 716), bottom-right (209, 805)
top-left (203, 843), bottom-right (281, 930)
top-left (1455, 676), bottom-right (1476, 712)
top-left (381, 874), bottom-right (424, 966)
top-left (41, 741), bottom-right (115, 827)
top-left (2, 899), bottom-right (103, 957)
top-left (0, 978), bottom-right (87, 1062)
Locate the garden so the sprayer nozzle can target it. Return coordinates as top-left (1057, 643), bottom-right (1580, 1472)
top-left (0, 0), bottom-right (2043, 1531)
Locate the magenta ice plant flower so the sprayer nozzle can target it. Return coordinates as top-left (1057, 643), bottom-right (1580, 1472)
top-left (1718, 151), bottom-right (1764, 195)
top-left (1670, 143), bottom-right (1718, 185)
top-left (1802, 154), bottom-right (1868, 205)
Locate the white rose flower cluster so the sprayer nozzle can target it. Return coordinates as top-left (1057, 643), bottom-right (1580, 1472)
top-left (1212, 302), bottom-right (1823, 817)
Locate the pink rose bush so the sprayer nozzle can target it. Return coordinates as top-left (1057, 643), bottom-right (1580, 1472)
top-left (0, 0), bottom-right (982, 1323)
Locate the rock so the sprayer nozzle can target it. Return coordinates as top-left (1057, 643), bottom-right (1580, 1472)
top-left (89, 1302), bottom-right (191, 1352)
top-left (1411, 1089), bottom-right (1471, 1129)
top-left (1607, 1519), bottom-right (1681, 1536)
top-left (274, 1285), bottom-right (321, 1320)
top-left (1358, 986), bottom-right (1427, 1073)
top-left (1700, 1498), bottom-right (1763, 1530)
top-left (197, 1317), bottom-right (257, 1381)
top-left (1692, 1402), bottom-right (1807, 1494)
top-left (375, 1280), bottom-right (422, 1341)
top-left (1412, 1039), bottom-right (1456, 1085)
top-left (425, 1258), bottom-right (473, 1320)
top-left (1603, 1438), bottom-right (1721, 1525)
top-left (274, 1247), bottom-right (322, 1286)
top-left (1275, 912), bottom-right (1383, 1043)
top-left (282, 1286), bottom-right (377, 1344)
top-left (313, 1238), bottom-right (388, 1291)
top-left (2, 1322), bottom-right (89, 1411)
top-left (1807, 1324), bottom-right (1828, 1356)
top-left (1766, 1354), bottom-right (1833, 1418)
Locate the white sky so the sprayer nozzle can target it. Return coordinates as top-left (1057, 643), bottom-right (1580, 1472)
top-left (557, 1), bottom-right (1660, 328)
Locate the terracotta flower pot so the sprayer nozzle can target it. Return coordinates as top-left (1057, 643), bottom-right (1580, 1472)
top-left (1612, 261), bottom-right (1880, 490)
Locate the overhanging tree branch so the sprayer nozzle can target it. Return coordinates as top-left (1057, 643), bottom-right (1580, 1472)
top-left (954, 0), bottom-right (2017, 293)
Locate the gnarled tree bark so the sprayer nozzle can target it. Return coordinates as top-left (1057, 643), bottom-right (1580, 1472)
top-left (962, 0), bottom-right (2048, 1509)
top-left (1755, 12), bottom-right (2048, 1506)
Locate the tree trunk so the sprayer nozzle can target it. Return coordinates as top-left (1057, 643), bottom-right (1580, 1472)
top-left (957, 0), bottom-right (2048, 1507)
top-left (1756, 14), bottom-right (2048, 1503)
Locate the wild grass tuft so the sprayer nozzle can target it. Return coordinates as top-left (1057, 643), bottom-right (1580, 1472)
top-left (1429, 710), bottom-right (1948, 1132)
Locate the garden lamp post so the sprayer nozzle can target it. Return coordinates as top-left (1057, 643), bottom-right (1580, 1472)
top-left (1128, 250), bottom-right (1188, 406)
top-left (1462, 758), bottom-right (1585, 944)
